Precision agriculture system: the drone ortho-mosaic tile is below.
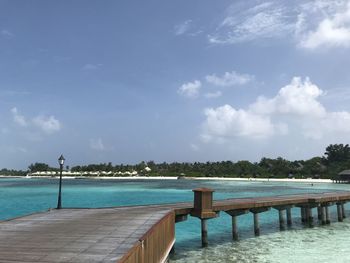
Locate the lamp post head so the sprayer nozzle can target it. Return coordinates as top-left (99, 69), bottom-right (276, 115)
top-left (58, 154), bottom-right (65, 166)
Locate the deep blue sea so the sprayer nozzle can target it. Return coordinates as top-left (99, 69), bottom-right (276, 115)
top-left (1, 178), bottom-right (350, 262)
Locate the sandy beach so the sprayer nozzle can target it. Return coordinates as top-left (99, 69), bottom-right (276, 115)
top-left (192, 177), bottom-right (333, 183)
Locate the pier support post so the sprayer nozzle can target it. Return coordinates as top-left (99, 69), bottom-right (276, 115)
top-left (273, 206), bottom-right (289, 229)
top-left (337, 203), bottom-right (343, 222)
top-left (298, 205), bottom-right (317, 226)
top-left (190, 188), bottom-right (217, 247)
top-left (232, 216), bottom-right (238, 241)
top-left (273, 206), bottom-right (293, 230)
top-left (317, 206), bottom-right (322, 220)
top-left (321, 206), bottom-right (326, 225)
top-left (226, 209), bottom-right (249, 241)
top-left (250, 208), bottom-right (270, 236)
top-left (201, 219), bottom-right (208, 247)
top-left (342, 203), bottom-right (346, 219)
top-left (307, 207), bottom-right (313, 227)
top-left (278, 210), bottom-right (285, 230)
top-left (300, 207), bottom-right (306, 223)
top-left (286, 207), bottom-right (292, 226)
top-left (325, 205), bottom-right (330, 224)
top-left (253, 213), bottom-right (260, 236)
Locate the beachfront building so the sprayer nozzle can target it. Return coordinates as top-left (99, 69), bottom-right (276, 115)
top-left (336, 170), bottom-right (350, 183)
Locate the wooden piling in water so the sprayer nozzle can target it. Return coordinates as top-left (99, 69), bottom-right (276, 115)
top-left (325, 205), bottom-right (330, 224)
top-left (300, 207), bottom-right (306, 223)
top-left (278, 209), bottom-right (285, 229)
top-left (317, 206), bottom-right (322, 220)
top-left (226, 209), bottom-right (248, 240)
top-left (286, 207), bottom-right (292, 226)
top-left (321, 206), bottom-right (326, 225)
top-left (273, 206), bottom-right (289, 229)
top-left (307, 207), bottom-right (313, 227)
top-left (201, 219), bottom-right (208, 247)
top-left (250, 208), bottom-right (270, 236)
top-left (341, 203), bottom-right (346, 219)
top-left (253, 213), bottom-right (260, 236)
top-left (231, 216), bottom-right (238, 240)
top-left (337, 203), bottom-right (343, 222)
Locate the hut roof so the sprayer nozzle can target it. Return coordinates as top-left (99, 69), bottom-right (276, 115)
top-left (339, 169), bottom-right (350, 175)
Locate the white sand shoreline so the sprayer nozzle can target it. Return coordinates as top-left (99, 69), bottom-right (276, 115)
top-left (0, 175), bottom-right (334, 183)
top-left (191, 177), bottom-right (333, 183)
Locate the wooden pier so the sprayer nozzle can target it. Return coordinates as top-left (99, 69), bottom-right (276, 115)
top-left (0, 207), bottom-right (174, 263)
top-left (1, 190), bottom-right (350, 262)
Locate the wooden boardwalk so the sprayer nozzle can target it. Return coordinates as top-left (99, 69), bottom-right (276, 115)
top-left (1, 190), bottom-right (350, 262)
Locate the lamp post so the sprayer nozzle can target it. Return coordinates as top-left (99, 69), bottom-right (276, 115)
top-left (57, 154), bottom-right (65, 209)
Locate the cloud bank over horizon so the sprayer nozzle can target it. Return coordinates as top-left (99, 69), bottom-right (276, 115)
top-left (200, 77), bottom-right (350, 160)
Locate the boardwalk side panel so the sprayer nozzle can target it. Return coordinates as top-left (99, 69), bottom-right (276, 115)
top-left (119, 211), bottom-right (175, 263)
top-left (143, 211), bottom-right (175, 263)
top-left (119, 243), bottom-right (143, 263)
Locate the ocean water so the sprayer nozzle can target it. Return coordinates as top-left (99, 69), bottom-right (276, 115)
top-left (1, 178), bottom-right (350, 262)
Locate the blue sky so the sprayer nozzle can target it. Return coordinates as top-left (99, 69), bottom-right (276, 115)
top-left (1, 0), bottom-right (350, 169)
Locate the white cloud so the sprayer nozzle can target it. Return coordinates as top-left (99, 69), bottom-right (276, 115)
top-left (299, 1), bottom-right (350, 49)
top-left (10, 107), bottom-right (62, 135)
top-left (179, 70), bottom-right (253, 99)
top-left (208, 0), bottom-right (350, 50)
top-left (90, 138), bottom-right (105, 151)
top-left (204, 91), bottom-right (222, 99)
top-left (174, 20), bottom-right (192, 35)
top-left (1, 29), bottom-right (14, 38)
top-left (205, 71), bottom-right (254, 87)
top-left (201, 76), bottom-right (350, 142)
top-left (33, 115), bottom-right (61, 134)
top-left (203, 105), bottom-right (276, 139)
top-left (11, 107), bottom-right (28, 127)
top-left (250, 77), bottom-right (326, 117)
top-left (209, 2), bottom-right (294, 44)
top-left (178, 80), bottom-right (201, 98)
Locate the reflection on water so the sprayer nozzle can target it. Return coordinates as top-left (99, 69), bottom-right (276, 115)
top-left (1, 178), bottom-right (350, 262)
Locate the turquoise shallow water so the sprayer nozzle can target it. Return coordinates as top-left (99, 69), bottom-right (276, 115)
top-left (1, 178), bottom-right (350, 262)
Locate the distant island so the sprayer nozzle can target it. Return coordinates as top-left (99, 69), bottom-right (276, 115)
top-left (1, 144), bottom-right (350, 180)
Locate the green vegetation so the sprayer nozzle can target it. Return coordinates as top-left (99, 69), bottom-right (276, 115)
top-left (0, 168), bottom-right (27, 177)
top-left (1, 144), bottom-right (350, 179)
top-left (28, 162), bottom-right (58, 173)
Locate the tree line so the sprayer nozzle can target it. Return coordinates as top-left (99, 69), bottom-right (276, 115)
top-left (2, 144), bottom-right (350, 179)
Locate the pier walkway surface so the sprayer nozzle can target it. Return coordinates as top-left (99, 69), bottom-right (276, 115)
top-left (2, 191), bottom-right (350, 262)
top-left (0, 207), bottom-right (173, 263)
